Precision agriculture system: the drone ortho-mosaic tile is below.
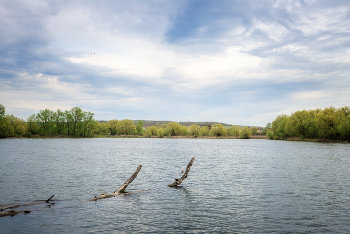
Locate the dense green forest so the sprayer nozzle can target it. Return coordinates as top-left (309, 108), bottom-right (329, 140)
top-left (0, 104), bottom-right (259, 138)
top-left (267, 106), bottom-right (350, 141)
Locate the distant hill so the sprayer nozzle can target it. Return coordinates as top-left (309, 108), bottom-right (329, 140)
top-left (98, 120), bottom-right (236, 127)
top-left (97, 119), bottom-right (262, 129)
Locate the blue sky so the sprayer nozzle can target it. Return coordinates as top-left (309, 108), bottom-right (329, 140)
top-left (1, 0), bottom-right (349, 126)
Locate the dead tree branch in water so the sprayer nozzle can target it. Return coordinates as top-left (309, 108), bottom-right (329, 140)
top-left (0, 209), bottom-right (32, 217)
top-left (88, 165), bottom-right (142, 201)
top-left (0, 194), bottom-right (55, 217)
top-left (168, 157), bottom-right (195, 187)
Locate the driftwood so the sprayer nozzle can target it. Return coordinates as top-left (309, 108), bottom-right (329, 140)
top-left (0, 194), bottom-right (55, 217)
top-left (169, 157), bottom-right (195, 187)
top-left (88, 165), bottom-right (142, 201)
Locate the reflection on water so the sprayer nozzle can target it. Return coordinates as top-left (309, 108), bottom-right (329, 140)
top-left (0, 138), bottom-right (349, 233)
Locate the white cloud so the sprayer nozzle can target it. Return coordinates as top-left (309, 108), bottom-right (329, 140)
top-left (1, 0), bottom-right (350, 126)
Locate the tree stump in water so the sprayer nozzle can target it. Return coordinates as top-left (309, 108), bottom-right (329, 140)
top-left (88, 165), bottom-right (142, 201)
top-left (169, 157), bottom-right (195, 187)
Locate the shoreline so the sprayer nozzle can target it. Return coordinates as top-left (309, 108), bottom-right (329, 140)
top-left (4, 135), bottom-right (349, 143)
top-left (4, 135), bottom-right (268, 140)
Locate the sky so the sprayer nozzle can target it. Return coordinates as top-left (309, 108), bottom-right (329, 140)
top-left (0, 0), bottom-right (349, 126)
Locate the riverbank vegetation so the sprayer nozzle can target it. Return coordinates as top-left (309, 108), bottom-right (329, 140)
top-left (268, 106), bottom-right (350, 141)
top-left (0, 104), bottom-right (260, 139)
top-left (0, 105), bottom-right (98, 138)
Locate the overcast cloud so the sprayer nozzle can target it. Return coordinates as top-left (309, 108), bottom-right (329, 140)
top-left (1, 0), bottom-right (349, 126)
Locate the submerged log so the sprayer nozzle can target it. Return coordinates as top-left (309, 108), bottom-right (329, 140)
top-left (168, 157), bottom-right (195, 187)
top-left (0, 194), bottom-right (55, 212)
top-left (0, 209), bottom-right (31, 217)
top-left (0, 194), bottom-right (55, 217)
top-left (88, 165), bottom-right (142, 201)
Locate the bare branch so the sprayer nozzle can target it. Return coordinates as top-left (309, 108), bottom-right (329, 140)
top-left (89, 165), bottom-right (142, 201)
top-left (0, 194), bottom-right (55, 212)
top-left (169, 157), bottom-right (195, 187)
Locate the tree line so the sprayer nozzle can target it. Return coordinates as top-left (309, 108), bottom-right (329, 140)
top-left (267, 106), bottom-right (350, 141)
top-left (0, 104), bottom-right (260, 138)
top-left (0, 105), bottom-right (98, 138)
top-left (140, 122), bottom-right (257, 138)
top-left (96, 120), bottom-right (258, 138)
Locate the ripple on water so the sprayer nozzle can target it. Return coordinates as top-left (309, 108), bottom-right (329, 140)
top-left (0, 138), bottom-right (349, 233)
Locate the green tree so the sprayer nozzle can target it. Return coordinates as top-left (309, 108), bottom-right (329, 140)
top-left (146, 126), bottom-right (158, 137)
top-left (95, 122), bottom-right (108, 135)
top-left (285, 111), bottom-right (305, 138)
top-left (119, 119), bottom-right (136, 135)
top-left (239, 126), bottom-right (252, 139)
top-left (271, 114), bottom-right (289, 139)
top-left (189, 124), bottom-right (200, 137)
top-left (250, 127), bottom-right (258, 135)
top-left (135, 124), bottom-right (143, 135)
top-left (266, 122), bottom-right (272, 129)
top-left (262, 123), bottom-right (272, 135)
top-left (80, 111), bottom-right (94, 137)
top-left (266, 129), bottom-right (274, 139)
top-left (64, 110), bottom-right (74, 136)
top-left (108, 120), bottom-right (120, 135)
top-left (16, 125), bottom-right (26, 137)
top-left (6, 115), bottom-right (27, 137)
top-left (0, 118), bottom-right (14, 138)
top-left (0, 104), bottom-right (5, 119)
top-left (226, 126), bottom-right (240, 136)
top-left (135, 120), bottom-right (144, 135)
top-left (199, 126), bottom-right (209, 136)
top-left (226, 126), bottom-right (236, 136)
top-left (334, 106), bottom-right (350, 140)
top-left (179, 125), bottom-right (189, 136)
top-left (0, 106), bottom-right (14, 138)
top-left (36, 109), bottom-right (55, 135)
top-left (337, 115), bottom-right (350, 140)
top-left (316, 107), bottom-right (337, 140)
top-left (160, 124), bottom-right (170, 136)
top-left (71, 107), bottom-right (84, 137)
top-left (85, 120), bottom-right (99, 137)
top-left (157, 128), bottom-right (165, 138)
top-left (53, 109), bottom-right (65, 135)
top-left (26, 114), bottom-right (39, 135)
top-left (210, 124), bottom-right (226, 137)
top-left (0, 105), bottom-right (11, 138)
top-left (233, 126), bottom-right (240, 136)
top-left (167, 122), bottom-right (181, 136)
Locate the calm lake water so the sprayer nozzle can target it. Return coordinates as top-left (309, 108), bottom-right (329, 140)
top-left (0, 138), bottom-right (349, 233)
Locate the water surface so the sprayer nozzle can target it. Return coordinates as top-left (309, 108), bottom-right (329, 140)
top-left (0, 138), bottom-right (349, 233)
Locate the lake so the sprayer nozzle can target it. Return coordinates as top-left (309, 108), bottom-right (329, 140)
top-left (0, 138), bottom-right (349, 233)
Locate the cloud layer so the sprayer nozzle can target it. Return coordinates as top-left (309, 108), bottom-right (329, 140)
top-left (1, 0), bottom-right (349, 126)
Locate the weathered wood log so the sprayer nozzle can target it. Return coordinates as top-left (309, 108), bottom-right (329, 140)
top-left (0, 209), bottom-right (31, 218)
top-left (88, 165), bottom-right (142, 201)
top-left (0, 194), bottom-right (55, 212)
top-left (114, 165), bottom-right (142, 193)
top-left (168, 157), bottom-right (195, 187)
